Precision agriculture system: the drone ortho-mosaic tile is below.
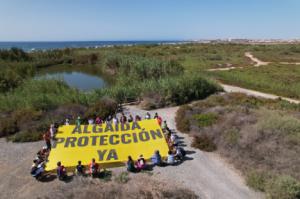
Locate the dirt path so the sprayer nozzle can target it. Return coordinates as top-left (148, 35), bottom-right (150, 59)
top-left (123, 105), bottom-right (263, 199)
top-left (244, 52), bottom-right (270, 66)
top-left (220, 83), bottom-right (300, 104)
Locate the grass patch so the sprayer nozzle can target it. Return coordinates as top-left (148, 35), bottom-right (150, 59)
top-left (115, 171), bottom-right (130, 184)
top-left (246, 171), bottom-right (269, 192)
top-left (224, 128), bottom-right (240, 145)
top-left (193, 113), bottom-right (218, 127)
top-left (265, 175), bottom-right (300, 199)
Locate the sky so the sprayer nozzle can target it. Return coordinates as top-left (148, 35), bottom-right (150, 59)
top-left (0, 0), bottom-right (299, 41)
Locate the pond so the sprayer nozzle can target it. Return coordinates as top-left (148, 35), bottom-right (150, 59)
top-left (36, 65), bottom-right (112, 91)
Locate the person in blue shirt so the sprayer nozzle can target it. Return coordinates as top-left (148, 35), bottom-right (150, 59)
top-left (151, 150), bottom-right (162, 166)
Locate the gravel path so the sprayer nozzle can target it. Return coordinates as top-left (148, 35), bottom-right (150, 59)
top-left (123, 105), bottom-right (263, 199)
top-left (245, 52), bottom-right (270, 66)
top-left (221, 83), bottom-right (300, 104)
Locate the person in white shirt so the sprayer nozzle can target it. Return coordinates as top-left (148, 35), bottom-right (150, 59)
top-left (145, 112), bottom-right (151, 120)
top-left (88, 118), bottom-right (94, 125)
top-left (167, 151), bottom-right (175, 165)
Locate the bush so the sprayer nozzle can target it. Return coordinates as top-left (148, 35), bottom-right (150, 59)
top-left (175, 105), bottom-right (191, 133)
top-left (9, 130), bottom-right (43, 142)
top-left (193, 113), bottom-right (218, 127)
top-left (192, 134), bottom-right (217, 152)
top-left (265, 175), bottom-right (300, 199)
top-left (246, 171), bottom-right (268, 192)
top-left (84, 98), bottom-right (117, 119)
top-left (0, 117), bottom-right (19, 137)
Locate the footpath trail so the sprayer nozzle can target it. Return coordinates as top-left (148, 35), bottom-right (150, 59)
top-left (124, 105), bottom-right (263, 199)
top-left (220, 84), bottom-right (300, 104)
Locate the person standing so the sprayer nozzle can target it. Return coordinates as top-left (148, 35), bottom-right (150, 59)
top-left (43, 131), bottom-right (51, 150)
top-left (76, 116), bottom-right (81, 126)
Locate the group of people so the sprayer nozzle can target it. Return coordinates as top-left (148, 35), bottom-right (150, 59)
top-left (31, 111), bottom-right (186, 181)
top-left (126, 147), bottom-right (186, 173)
top-left (56, 158), bottom-right (100, 180)
top-left (63, 111), bottom-right (162, 127)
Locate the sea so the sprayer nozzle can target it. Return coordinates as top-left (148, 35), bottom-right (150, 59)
top-left (0, 41), bottom-right (187, 52)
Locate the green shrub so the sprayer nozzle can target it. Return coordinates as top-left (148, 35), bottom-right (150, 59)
top-left (193, 113), bottom-right (218, 127)
top-left (0, 79), bottom-right (89, 112)
top-left (192, 134), bottom-right (217, 152)
top-left (0, 117), bottom-right (19, 137)
top-left (84, 98), bottom-right (117, 119)
top-left (265, 175), bottom-right (300, 199)
top-left (246, 171), bottom-right (268, 192)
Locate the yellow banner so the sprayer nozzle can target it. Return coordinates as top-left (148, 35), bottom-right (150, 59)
top-left (46, 119), bottom-right (169, 171)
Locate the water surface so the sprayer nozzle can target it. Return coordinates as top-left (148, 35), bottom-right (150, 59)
top-left (36, 65), bottom-right (112, 91)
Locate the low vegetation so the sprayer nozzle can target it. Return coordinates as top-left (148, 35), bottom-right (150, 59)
top-left (176, 93), bottom-right (300, 198)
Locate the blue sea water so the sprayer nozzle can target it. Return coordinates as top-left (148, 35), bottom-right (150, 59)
top-left (0, 41), bottom-right (184, 52)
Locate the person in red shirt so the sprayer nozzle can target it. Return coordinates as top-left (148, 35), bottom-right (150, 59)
top-left (43, 131), bottom-right (51, 150)
top-left (89, 158), bottom-right (99, 177)
top-left (157, 116), bottom-right (162, 126)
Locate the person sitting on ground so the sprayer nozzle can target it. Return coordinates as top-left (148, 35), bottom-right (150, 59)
top-left (65, 118), bottom-right (70, 125)
top-left (76, 116), bottom-right (81, 126)
top-left (136, 155), bottom-right (147, 170)
top-left (43, 131), bottom-right (51, 150)
top-left (170, 132), bottom-right (178, 146)
top-left (174, 146), bottom-right (186, 161)
top-left (162, 120), bottom-right (170, 131)
top-left (31, 160), bottom-right (45, 179)
top-left (154, 112), bottom-right (159, 119)
top-left (75, 161), bottom-right (85, 175)
top-left (112, 115), bottom-right (118, 125)
top-left (126, 156), bottom-right (136, 172)
top-left (156, 115), bottom-right (162, 126)
top-left (89, 158), bottom-right (99, 177)
top-left (145, 112), bottom-right (151, 120)
top-left (135, 115), bottom-right (141, 122)
top-left (88, 118), bottom-right (94, 125)
top-left (95, 116), bottom-right (102, 125)
top-left (106, 115), bottom-right (112, 124)
top-left (167, 151), bottom-right (175, 165)
top-left (36, 146), bottom-right (49, 161)
top-left (151, 150), bottom-right (162, 166)
top-left (128, 114), bottom-right (134, 123)
top-left (120, 113), bottom-right (127, 124)
top-left (57, 161), bottom-right (67, 180)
